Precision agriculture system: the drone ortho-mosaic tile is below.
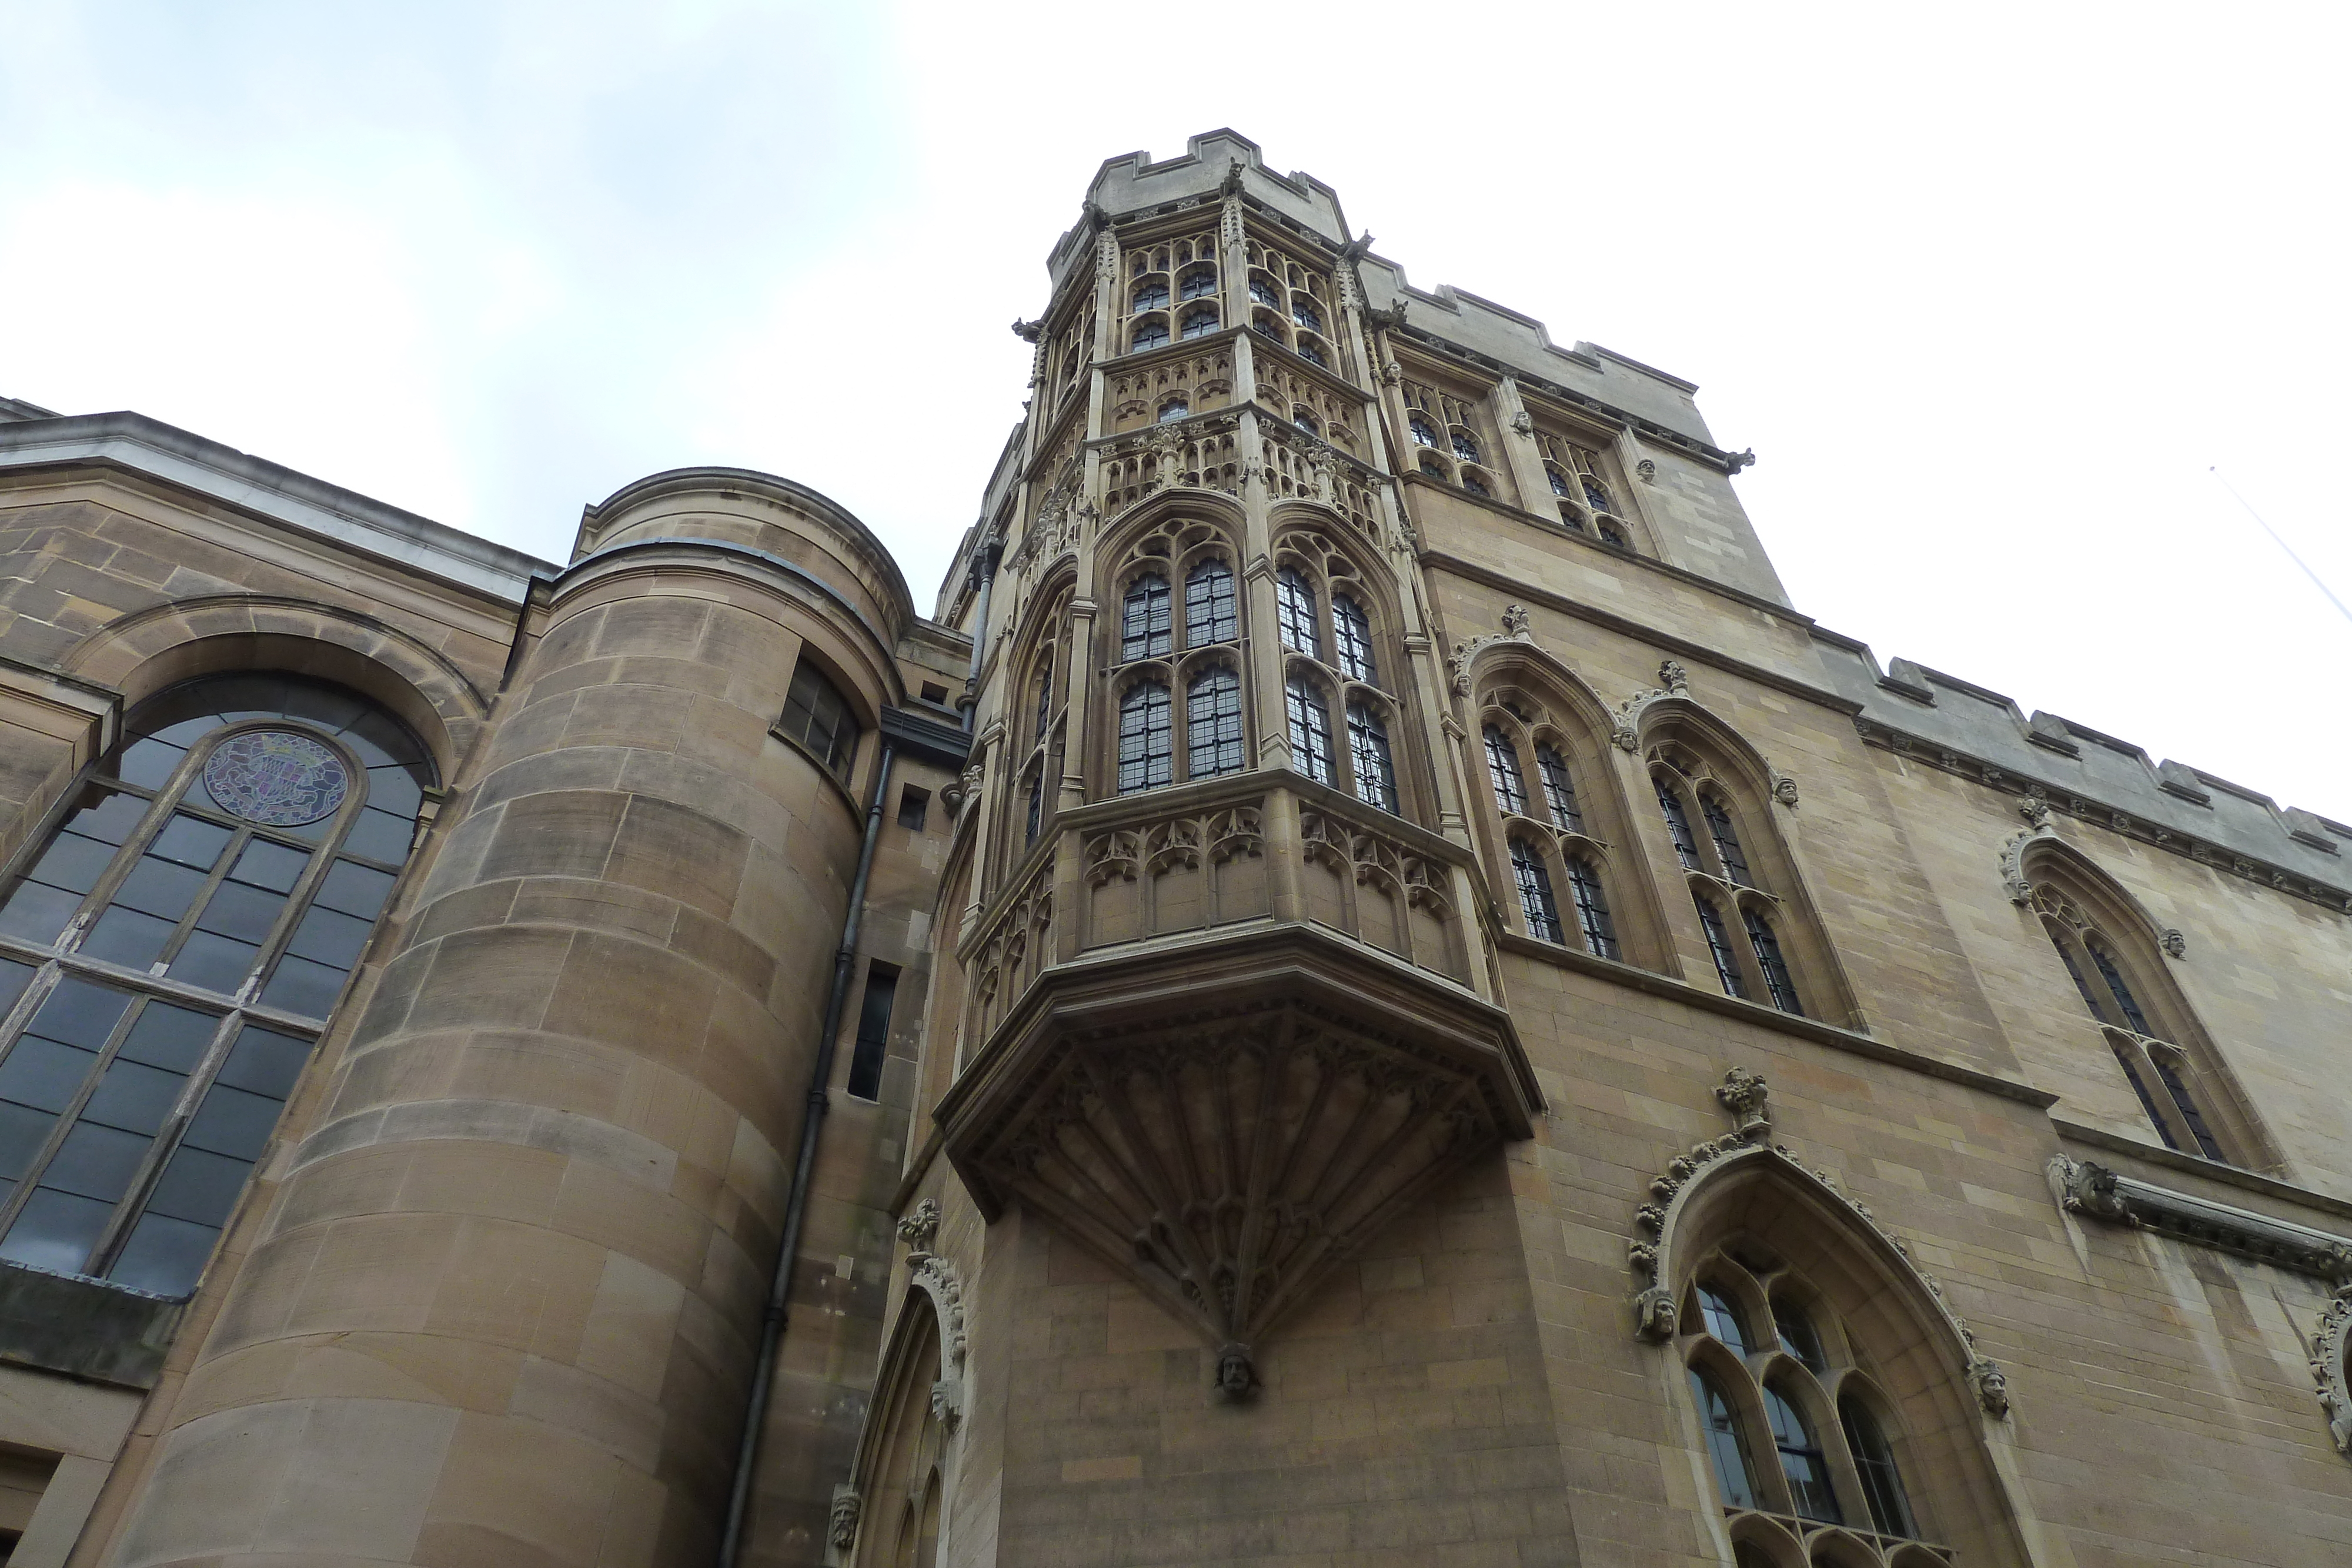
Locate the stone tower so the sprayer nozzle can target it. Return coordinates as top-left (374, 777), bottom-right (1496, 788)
top-left (0, 131), bottom-right (2349, 1568)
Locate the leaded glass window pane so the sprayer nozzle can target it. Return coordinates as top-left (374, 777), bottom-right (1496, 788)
top-left (1743, 909), bottom-right (1802, 1015)
top-left (2150, 1052), bottom-right (2226, 1160)
top-left (1773, 1299), bottom-right (1828, 1373)
top-left (1185, 560), bottom-right (1237, 646)
top-left (1132, 281), bottom-right (1170, 312)
top-left (1117, 683), bottom-right (1172, 794)
top-left (1131, 319), bottom-right (1170, 352)
top-left (1839, 1396), bottom-right (1916, 1538)
top-left (1121, 573), bottom-right (1172, 661)
top-left (1332, 596), bottom-right (1377, 685)
top-left (1690, 1368), bottom-right (1759, 1510)
top-left (1180, 268), bottom-right (1217, 301)
top-left (1511, 840), bottom-right (1562, 944)
top-left (1658, 781), bottom-right (1700, 870)
top-left (1409, 415), bottom-right (1438, 447)
top-left (1275, 568), bottom-right (1321, 657)
top-left (2107, 1033), bottom-right (2181, 1149)
top-left (1285, 678), bottom-right (1334, 785)
top-left (1187, 669), bottom-right (1244, 780)
top-left (1484, 726), bottom-right (1528, 817)
top-left (1700, 793), bottom-right (1752, 885)
top-left (1297, 339), bottom-right (1325, 367)
top-left (1567, 856), bottom-right (1618, 959)
top-left (1452, 431), bottom-right (1480, 464)
top-left (1180, 307), bottom-right (1219, 339)
top-left (1697, 895), bottom-right (1746, 998)
top-left (1536, 747), bottom-right (1583, 834)
top-left (1763, 1382), bottom-right (1842, 1523)
top-left (1347, 703), bottom-right (1397, 813)
top-left (2088, 942), bottom-right (2153, 1035)
top-left (1697, 1282), bottom-right (1752, 1352)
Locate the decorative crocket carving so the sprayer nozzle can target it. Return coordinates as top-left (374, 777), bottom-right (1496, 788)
top-left (2000, 795), bottom-right (2060, 904)
top-left (896, 1198), bottom-right (940, 1250)
top-left (2313, 1282), bottom-right (2352, 1456)
top-left (939, 933), bottom-right (1535, 1389)
top-left (1713, 1066), bottom-right (1771, 1141)
top-left (1611, 661), bottom-right (1694, 751)
top-left (1448, 604), bottom-right (1536, 697)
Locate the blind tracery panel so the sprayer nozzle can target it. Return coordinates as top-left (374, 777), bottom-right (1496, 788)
top-left (0, 673), bottom-right (433, 1296)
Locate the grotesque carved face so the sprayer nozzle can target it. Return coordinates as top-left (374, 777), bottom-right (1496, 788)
top-left (1215, 1346), bottom-right (1255, 1398)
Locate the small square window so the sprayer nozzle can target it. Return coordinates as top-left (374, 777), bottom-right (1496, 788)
top-left (919, 682), bottom-right (949, 706)
top-left (897, 787), bottom-right (930, 832)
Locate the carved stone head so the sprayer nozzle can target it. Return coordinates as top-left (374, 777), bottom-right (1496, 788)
top-left (1214, 1343), bottom-right (1258, 1401)
top-left (1970, 1357), bottom-right (2010, 1417)
top-left (828, 1491), bottom-right (862, 1551)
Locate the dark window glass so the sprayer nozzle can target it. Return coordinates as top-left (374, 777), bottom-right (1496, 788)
top-left (1024, 769), bottom-right (1044, 846)
top-left (1285, 678), bottom-right (1334, 785)
top-left (1697, 1281), bottom-right (1752, 1352)
top-left (1291, 299), bottom-right (1322, 332)
top-left (780, 661), bottom-right (857, 778)
top-left (1184, 560), bottom-right (1238, 646)
top-left (1461, 471), bottom-right (1490, 497)
top-left (1131, 319), bottom-right (1170, 352)
top-left (1332, 596), bottom-right (1377, 685)
top-left (1743, 909), bottom-right (1802, 1016)
top-left (2052, 931), bottom-right (2108, 1022)
top-left (1536, 747), bottom-right (1583, 833)
top-left (1451, 431), bottom-right (1481, 464)
top-left (1179, 268), bottom-right (1217, 301)
top-left (1131, 280), bottom-right (1169, 312)
top-left (2087, 942), bottom-right (2153, 1035)
top-left (1157, 399), bottom-right (1188, 423)
top-left (1187, 669), bottom-right (1244, 781)
top-left (1839, 1395), bottom-right (1916, 1538)
top-left (1697, 895), bottom-right (1746, 998)
top-left (1032, 657), bottom-right (1055, 743)
top-left (0, 957), bottom-right (34, 1018)
top-left (1773, 1298), bottom-right (1827, 1372)
top-left (1419, 457), bottom-right (1447, 479)
top-left (897, 787), bottom-right (929, 832)
top-left (1121, 573), bottom-right (1172, 662)
top-left (2150, 1052), bottom-right (2226, 1161)
top-left (0, 788), bottom-right (147, 945)
top-left (1483, 726), bottom-right (1528, 817)
top-left (1599, 520), bottom-right (1629, 549)
top-left (1658, 781), bottom-right (1701, 870)
top-left (846, 967), bottom-right (897, 1102)
top-left (1249, 277), bottom-right (1279, 306)
top-left (1583, 478), bottom-right (1612, 514)
top-left (1561, 509), bottom-right (1587, 533)
top-left (1548, 467), bottom-right (1572, 498)
top-left (1763, 1382), bottom-right (1842, 1523)
top-left (1275, 568), bottom-right (1321, 658)
top-left (1180, 308), bottom-right (1219, 340)
top-left (1117, 683), bottom-right (1173, 794)
top-left (2107, 1034), bottom-right (2181, 1151)
top-left (1409, 415), bottom-right (1438, 447)
top-left (1689, 1367), bottom-right (1759, 1510)
top-left (1567, 857), bottom-right (1618, 959)
top-left (1347, 703), bottom-right (1398, 814)
top-left (168, 841), bottom-right (298, 994)
top-left (1700, 794), bottom-right (1752, 885)
top-left (1296, 339), bottom-right (1325, 367)
top-left (1511, 840), bottom-right (1563, 944)
top-left (1294, 411), bottom-right (1318, 436)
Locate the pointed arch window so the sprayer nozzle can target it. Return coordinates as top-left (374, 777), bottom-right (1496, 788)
top-left (1284, 677), bottom-right (1335, 785)
top-left (1346, 702), bottom-right (1398, 813)
top-left (0, 673), bottom-right (435, 1296)
top-left (1180, 307), bottom-right (1220, 340)
top-left (1184, 559), bottom-right (1237, 646)
top-left (1275, 567), bottom-right (1321, 657)
top-left (1657, 781), bottom-right (1700, 870)
top-left (1332, 595), bottom-right (1377, 685)
top-left (1840, 1395), bottom-right (1917, 1539)
top-left (1509, 839), bottom-right (1563, 944)
top-left (1566, 855), bottom-right (1619, 959)
top-left (1178, 267), bottom-right (1218, 302)
top-left (1696, 894), bottom-right (1746, 998)
top-left (1451, 431), bottom-right (1481, 464)
top-left (1130, 319), bottom-right (1170, 352)
top-left (2086, 942), bottom-right (2150, 1035)
top-left (1743, 908), bottom-right (1802, 1016)
top-left (1483, 726), bottom-right (1529, 817)
top-left (1120, 572), bottom-right (1172, 661)
top-left (1187, 668), bottom-right (1244, 780)
top-left (1031, 657), bottom-right (1055, 744)
top-left (1700, 793), bottom-right (1752, 886)
top-left (1132, 280), bottom-right (1170, 312)
top-left (1763, 1381), bottom-right (1842, 1523)
top-left (1691, 1368), bottom-right (1761, 1510)
top-left (1408, 414), bottom-right (1439, 448)
top-left (1117, 683), bottom-right (1172, 794)
top-left (1536, 745), bottom-right (1583, 834)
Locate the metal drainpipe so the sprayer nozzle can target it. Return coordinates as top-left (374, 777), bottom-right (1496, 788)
top-left (958, 536), bottom-right (1002, 733)
top-left (719, 737), bottom-right (896, 1567)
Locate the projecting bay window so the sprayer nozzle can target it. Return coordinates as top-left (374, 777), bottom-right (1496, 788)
top-left (0, 673), bottom-right (435, 1297)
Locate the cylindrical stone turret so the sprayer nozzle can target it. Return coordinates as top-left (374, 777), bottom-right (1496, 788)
top-left (111, 474), bottom-right (910, 1567)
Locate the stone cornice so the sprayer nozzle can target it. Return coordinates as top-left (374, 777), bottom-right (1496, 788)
top-left (2052, 1117), bottom-right (2352, 1227)
top-left (2053, 1152), bottom-right (2352, 1281)
top-left (1494, 932), bottom-right (2058, 1109)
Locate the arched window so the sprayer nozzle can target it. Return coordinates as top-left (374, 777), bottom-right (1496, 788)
top-left (1132, 280), bottom-right (1170, 312)
top-left (1657, 780), bottom-right (1701, 870)
top-left (1120, 572), bottom-right (1172, 661)
top-left (1178, 266), bottom-right (1217, 301)
top-left (1024, 767), bottom-right (1044, 844)
top-left (1697, 1279), bottom-right (1753, 1352)
top-left (1773, 1296), bottom-right (1828, 1374)
top-left (1452, 431), bottom-right (1481, 464)
top-left (1598, 519), bottom-right (1629, 549)
top-left (1536, 745), bottom-right (1583, 833)
top-left (1157, 398), bottom-right (1188, 423)
top-left (1248, 277), bottom-right (1279, 307)
top-left (1408, 414), bottom-right (1439, 448)
top-left (1582, 477), bottom-right (1612, 514)
top-left (1696, 893), bottom-right (1746, 998)
top-left (2035, 881), bottom-right (2241, 1163)
top-left (1284, 677), bottom-right (1334, 785)
top-left (1291, 299), bottom-right (1322, 333)
top-left (1459, 471), bottom-right (1490, 497)
top-left (1839, 1395), bottom-right (1916, 1538)
top-left (1295, 339), bottom-right (1326, 368)
top-left (1186, 668), bottom-right (1244, 780)
top-left (0, 673), bottom-right (435, 1295)
top-left (1184, 559), bottom-right (1237, 646)
top-left (1117, 682), bottom-right (1172, 794)
top-left (1690, 1367), bottom-right (1762, 1510)
top-left (1566, 855), bottom-right (1618, 959)
top-left (1418, 457), bottom-right (1448, 480)
top-left (1131, 318), bottom-right (1170, 352)
top-left (1293, 410), bottom-right (1319, 437)
top-left (1275, 567), bottom-right (1321, 657)
top-left (1743, 908), bottom-right (1803, 1016)
top-left (1031, 659), bottom-right (1055, 744)
top-left (1547, 467), bottom-right (1572, 498)
top-left (1482, 726), bottom-right (1529, 817)
top-left (1346, 702), bottom-right (1397, 813)
top-left (1509, 838), bottom-right (1563, 944)
top-left (1762, 1381), bottom-right (1840, 1523)
top-left (1180, 307), bottom-right (1220, 340)
top-left (1332, 595), bottom-right (1377, 685)
top-left (1700, 791), bottom-right (1752, 885)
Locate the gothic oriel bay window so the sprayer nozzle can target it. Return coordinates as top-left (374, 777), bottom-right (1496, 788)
top-left (0, 673), bottom-right (434, 1296)
top-left (1006, 590), bottom-right (1070, 854)
top-left (1475, 677), bottom-right (1641, 964)
top-left (1098, 518), bottom-right (1248, 796)
top-left (2024, 847), bottom-right (2266, 1167)
top-left (1401, 376), bottom-right (1503, 499)
top-left (1243, 236), bottom-right (1337, 370)
top-left (1122, 228), bottom-right (1218, 358)
top-left (1272, 531), bottom-right (1405, 811)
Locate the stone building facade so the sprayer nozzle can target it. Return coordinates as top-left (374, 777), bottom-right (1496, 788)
top-left (0, 129), bottom-right (2346, 1568)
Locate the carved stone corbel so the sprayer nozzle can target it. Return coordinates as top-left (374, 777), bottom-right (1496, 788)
top-left (829, 1490), bottom-right (862, 1552)
top-left (1769, 770), bottom-right (1799, 809)
top-left (2160, 927), bottom-right (2187, 959)
top-left (1713, 1066), bottom-right (1771, 1141)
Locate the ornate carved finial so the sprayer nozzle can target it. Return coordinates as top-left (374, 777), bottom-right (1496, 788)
top-left (829, 1491), bottom-right (863, 1550)
top-left (1636, 457), bottom-right (1658, 484)
top-left (1659, 660), bottom-right (1688, 694)
top-left (1969, 1357), bottom-right (2012, 1418)
top-left (897, 1197), bottom-right (941, 1252)
top-left (1213, 1342), bottom-right (1259, 1402)
top-left (2160, 928), bottom-right (2187, 959)
top-left (1726, 447), bottom-right (1757, 474)
top-left (1509, 409), bottom-right (1533, 436)
top-left (2019, 794), bottom-right (2052, 831)
top-left (1715, 1067), bottom-right (1771, 1141)
top-left (1503, 604), bottom-right (1531, 638)
top-left (1011, 318), bottom-right (1044, 343)
top-left (1770, 770), bottom-right (1800, 809)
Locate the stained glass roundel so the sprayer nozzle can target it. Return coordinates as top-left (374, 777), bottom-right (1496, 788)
top-left (202, 731), bottom-right (350, 825)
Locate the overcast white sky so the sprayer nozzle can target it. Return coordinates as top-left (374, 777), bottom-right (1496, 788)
top-left (4, 1), bottom-right (2347, 821)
